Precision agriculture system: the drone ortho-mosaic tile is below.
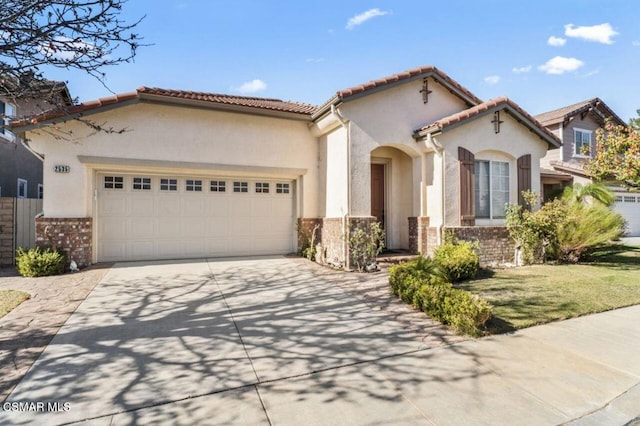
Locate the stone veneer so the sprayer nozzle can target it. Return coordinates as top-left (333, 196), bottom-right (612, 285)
top-left (35, 218), bottom-right (93, 269)
top-left (318, 218), bottom-right (343, 266)
top-left (408, 216), bottom-right (430, 255)
top-left (0, 198), bottom-right (15, 266)
top-left (444, 226), bottom-right (514, 265)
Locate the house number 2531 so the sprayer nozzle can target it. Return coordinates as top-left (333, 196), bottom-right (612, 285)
top-left (54, 165), bottom-right (70, 173)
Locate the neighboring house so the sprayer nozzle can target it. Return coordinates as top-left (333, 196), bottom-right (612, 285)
top-left (0, 80), bottom-right (71, 199)
top-left (537, 98), bottom-right (639, 236)
top-left (11, 65), bottom-right (560, 268)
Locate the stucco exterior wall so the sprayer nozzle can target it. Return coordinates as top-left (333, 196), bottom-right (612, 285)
top-left (438, 111), bottom-right (549, 226)
top-left (339, 77), bottom-right (468, 218)
top-left (323, 126), bottom-right (348, 217)
top-left (26, 103), bottom-right (320, 218)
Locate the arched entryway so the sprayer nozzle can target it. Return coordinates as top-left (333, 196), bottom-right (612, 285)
top-left (370, 146), bottom-right (415, 251)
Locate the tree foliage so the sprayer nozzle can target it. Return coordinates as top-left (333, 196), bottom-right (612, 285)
top-left (0, 0), bottom-right (144, 102)
top-left (585, 119), bottom-right (640, 188)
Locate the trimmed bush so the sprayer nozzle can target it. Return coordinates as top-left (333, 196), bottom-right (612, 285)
top-left (389, 258), bottom-right (491, 336)
top-left (433, 240), bottom-right (479, 282)
top-left (16, 247), bottom-right (66, 277)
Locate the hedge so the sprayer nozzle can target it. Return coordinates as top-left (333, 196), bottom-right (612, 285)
top-left (389, 259), bottom-right (491, 337)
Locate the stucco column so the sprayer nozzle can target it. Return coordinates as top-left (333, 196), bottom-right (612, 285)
top-left (420, 153), bottom-right (428, 216)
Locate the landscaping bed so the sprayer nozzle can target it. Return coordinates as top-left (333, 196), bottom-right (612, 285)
top-left (0, 290), bottom-right (30, 318)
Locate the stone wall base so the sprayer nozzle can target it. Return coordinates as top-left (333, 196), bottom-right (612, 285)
top-left (444, 226), bottom-right (514, 265)
top-left (408, 216), bottom-right (430, 255)
top-left (35, 218), bottom-right (93, 269)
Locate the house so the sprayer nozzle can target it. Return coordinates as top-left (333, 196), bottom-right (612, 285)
top-left (537, 98), bottom-right (639, 236)
top-left (11, 65), bottom-right (560, 268)
top-left (0, 80), bottom-right (72, 199)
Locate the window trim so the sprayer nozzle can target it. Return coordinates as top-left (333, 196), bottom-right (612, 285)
top-left (104, 175), bottom-right (125, 190)
top-left (210, 180), bottom-right (226, 192)
top-left (255, 182), bottom-right (270, 194)
top-left (474, 159), bottom-right (510, 220)
top-left (132, 176), bottom-right (152, 191)
top-left (17, 178), bottom-right (27, 198)
top-left (233, 181), bottom-right (248, 193)
top-left (573, 128), bottom-right (593, 158)
top-left (185, 179), bottom-right (203, 192)
top-left (160, 178), bottom-right (178, 191)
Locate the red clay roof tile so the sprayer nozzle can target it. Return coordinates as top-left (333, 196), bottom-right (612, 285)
top-left (535, 98), bottom-right (626, 127)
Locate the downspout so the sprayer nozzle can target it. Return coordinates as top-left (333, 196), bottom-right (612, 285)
top-left (331, 104), bottom-right (350, 267)
top-left (426, 133), bottom-right (445, 246)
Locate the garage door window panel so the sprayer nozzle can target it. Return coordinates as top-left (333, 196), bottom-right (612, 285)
top-left (276, 183), bottom-right (290, 194)
top-left (160, 178), bottom-right (178, 191)
top-left (186, 179), bottom-right (203, 192)
top-left (234, 181), bottom-right (248, 193)
top-left (133, 177), bottom-right (151, 190)
top-left (256, 182), bottom-right (270, 193)
top-left (210, 180), bottom-right (226, 192)
top-left (104, 176), bottom-right (124, 189)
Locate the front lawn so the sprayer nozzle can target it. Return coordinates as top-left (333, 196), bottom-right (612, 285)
top-left (0, 290), bottom-right (31, 318)
top-left (457, 245), bottom-right (640, 333)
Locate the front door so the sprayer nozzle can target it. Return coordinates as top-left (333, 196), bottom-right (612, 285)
top-left (371, 163), bottom-right (385, 228)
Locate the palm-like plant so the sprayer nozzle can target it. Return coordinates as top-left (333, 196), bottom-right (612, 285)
top-left (561, 182), bottom-right (615, 206)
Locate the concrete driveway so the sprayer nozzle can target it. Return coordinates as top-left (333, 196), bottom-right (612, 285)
top-left (2, 257), bottom-right (640, 425)
top-left (0, 256), bottom-right (460, 425)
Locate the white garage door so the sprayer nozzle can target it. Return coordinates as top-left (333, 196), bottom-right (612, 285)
top-left (97, 173), bottom-right (295, 262)
top-left (613, 194), bottom-right (640, 237)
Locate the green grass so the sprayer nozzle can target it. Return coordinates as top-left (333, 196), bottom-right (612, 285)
top-left (457, 244), bottom-right (640, 333)
top-left (0, 290), bottom-right (31, 319)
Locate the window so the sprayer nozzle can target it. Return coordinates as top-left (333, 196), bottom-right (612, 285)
top-left (133, 177), bottom-right (151, 190)
top-left (17, 178), bottom-right (27, 198)
top-left (210, 180), bottom-right (226, 192)
top-left (186, 179), bottom-right (202, 192)
top-left (574, 129), bottom-right (592, 157)
top-left (37, 184), bottom-right (43, 199)
top-left (0, 101), bottom-right (15, 140)
top-left (104, 176), bottom-right (124, 189)
top-left (255, 182), bottom-right (269, 193)
top-left (160, 178), bottom-right (178, 191)
top-left (276, 183), bottom-right (290, 194)
top-left (615, 195), bottom-right (623, 203)
top-left (233, 181), bottom-right (248, 193)
top-left (624, 196), bottom-right (637, 203)
top-left (475, 160), bottom-right (509, 219)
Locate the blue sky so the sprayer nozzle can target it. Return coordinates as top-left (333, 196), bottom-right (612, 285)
top-left (44, 0), bottom-right (640, 120)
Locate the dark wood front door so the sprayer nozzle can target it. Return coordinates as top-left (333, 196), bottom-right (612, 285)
top-left (371, 163), bottom-right (385, 228)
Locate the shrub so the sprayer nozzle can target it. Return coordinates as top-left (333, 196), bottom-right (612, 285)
top-left (16, 247), bottom-right (66, 277)
top-left (433, 238), bottom-right (479, 282)
top-left (389, 258), bottom-right (491, 336)
top-left (349, 221), bottom-right (385, 272)
top-left (506, 188), bottom-right (625, 264)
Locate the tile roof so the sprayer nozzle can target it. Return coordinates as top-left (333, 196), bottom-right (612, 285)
top-left (414, 97), bottom-right (561, 147)
top-left (138, 87), bottom-right (318, 115)
top-left (335, 65), bottom-right (482, 104)
top-left (12, 87), bottom-right (318, 128)
top-left (535, 98), bottom-right (626, 127)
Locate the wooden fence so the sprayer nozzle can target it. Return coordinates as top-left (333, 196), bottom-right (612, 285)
top-left (0, 197), bottom-right (43, 266)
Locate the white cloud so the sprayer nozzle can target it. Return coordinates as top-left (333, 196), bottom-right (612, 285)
top-left (547, 36), bottom-right (566, 47)
top-left (512, 65), bottom-right (532, 74)
top-left (346, 8), bottom-right (389, 30)
top-left (235, 79), bottom-right (267, 94)
top-left (564, 23), bottom-right (619, 44)
top-left (538, 56), bottom-right (585, 75)
top-left (484, 75), bottom-right (501, 85)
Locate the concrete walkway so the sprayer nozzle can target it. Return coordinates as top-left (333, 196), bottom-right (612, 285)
top-left (1, 257), bottom-right (639, 425)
